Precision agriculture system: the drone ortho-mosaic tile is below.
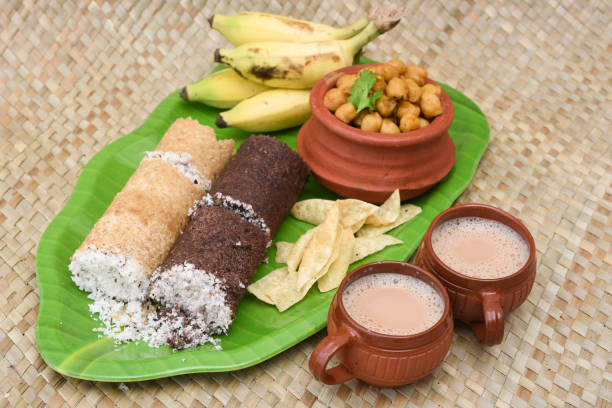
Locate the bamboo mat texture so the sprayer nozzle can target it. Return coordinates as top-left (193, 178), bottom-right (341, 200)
top-left (1, 1), bottom-right (611, 407)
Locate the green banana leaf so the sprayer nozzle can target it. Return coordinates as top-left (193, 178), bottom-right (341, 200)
top-left (35, 57), bottom-right (489, 381)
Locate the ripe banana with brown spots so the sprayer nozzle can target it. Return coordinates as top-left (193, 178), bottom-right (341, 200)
top-left (210, 12), bottom-right (369, 46)
top-left (214, 6), bottom-right (406, 89)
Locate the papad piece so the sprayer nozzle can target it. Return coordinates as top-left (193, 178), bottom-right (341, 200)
top-left (247, 267), bottom-right (289, 305)
top-left (314, 228), bottom-right (343, 289)
top-left (356, 204), bottom-right (421, 237)
top-left (350, 235), bottom-right (403, 263)
top-left (274, 241), bottom-right (293, 264)
top-left (317, 227), bottom-right (356, 292)
top-left (275, 278), bottom-right (309, 312)
top-left (247, 267), bottom-right (308, 312)
top-left (337, 199), bottom-right (379, 232)
top-left (296, 205), bottom-right (341, 292)
top-left (365, 189), bottom-right (400, 226)
top-left (287, 226), bottom-right (317, 274)
top-left (290, 199), bottom-right (334, 225)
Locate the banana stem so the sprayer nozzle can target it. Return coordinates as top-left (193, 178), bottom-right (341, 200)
top-left (369, 5), bottom-right (407, 32)
top-left (336, 17), bottom-right (369, 39)
top-left (341, 5), bottom-right (405, 57)
top-left (342, 21), bottom-right (383, 56)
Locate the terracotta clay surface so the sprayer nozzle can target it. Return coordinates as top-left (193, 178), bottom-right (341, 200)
top-left (309, 261), bottom-right (453, 387)
top-left (415, 204), bottom-right (537, 346)
top-left (297, 64), bottom-right (455, 204)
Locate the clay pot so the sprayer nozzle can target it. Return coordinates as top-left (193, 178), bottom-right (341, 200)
top-left (297, 64), bottom-right (455, 204)
top-left (309, 261), bottom-right (453, 387)
top-left (415, 204), bottom-right (537, 346)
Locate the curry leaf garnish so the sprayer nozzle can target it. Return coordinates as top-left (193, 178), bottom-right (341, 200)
top-left (348, 69), bottom-right (382, 113)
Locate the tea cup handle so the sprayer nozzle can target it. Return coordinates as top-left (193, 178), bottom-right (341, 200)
top-left (309, 326), bottom-right (356, 384)
top-left (470, 291), bottom-right (504, 346)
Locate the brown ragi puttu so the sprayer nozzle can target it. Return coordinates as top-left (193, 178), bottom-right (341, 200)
top-left (210, 135), bottom-right (312, 238)
top-left (69, 118), bottom-right (234, 302)
top-left (150, 135), bottom-right (309, 346)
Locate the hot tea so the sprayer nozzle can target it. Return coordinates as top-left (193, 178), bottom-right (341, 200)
top-left (342, 273), bottom-right (444, 336)
top-left (431, 216), bottom-right (529, 279)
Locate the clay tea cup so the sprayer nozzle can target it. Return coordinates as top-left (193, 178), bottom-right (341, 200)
top-left (415, 203), bottom-right (537, 346)
top-left (309, 261), bottom-right (453, 387)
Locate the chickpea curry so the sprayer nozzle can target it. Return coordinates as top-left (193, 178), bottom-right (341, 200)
top-left (324, 59), bottom-right (444, 134)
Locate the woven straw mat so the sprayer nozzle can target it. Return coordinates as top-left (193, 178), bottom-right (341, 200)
top-left (1, 1), bottom-right (610, 407)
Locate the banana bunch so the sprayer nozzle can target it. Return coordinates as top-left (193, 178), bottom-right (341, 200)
top-left (183, 6), bottom-right (405, 133)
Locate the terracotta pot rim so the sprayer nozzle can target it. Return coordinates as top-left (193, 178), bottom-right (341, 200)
top-left (336, 261), bottom-right (452, 349)
top-left (423, 203), bottom-right (537, 289)
top-left (310, 63), bottom-right (455, 147)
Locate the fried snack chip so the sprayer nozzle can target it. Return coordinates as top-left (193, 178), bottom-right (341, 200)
top-left (365, 189), bottom-right (400, 226)
top-left (274, 278), bottom-right (309, 312)
top-left (351, 234), bottom-right (403, 263)
top-left (316, 228), bottom-right (343, 285)
top-left (273, 233), bottom-right (403, 267)
top-left (247, 267), bottom-right (308, 312)
top-left (317, 227), bottom-right (356, 292)
top-left (337, 199), bottom-right (379, 232)
top-left (248, 233), bottom-right (403, 311)
top-left (291, 198), bottom-right (378, 230)
top-left (287, 226), bottom-right (317, 274)
top-left (296, 205), bottom-right (341, 292)
top-left (247, 268), bottom-right (280, 305)
top-left (356, 204), bottom-right (421, 237)
top-left (274, 241), bottom-right (293, 264)
top-left (290, 199), bottom-right (334, 225)
top-left (257, 197), bottom-right (421, 312)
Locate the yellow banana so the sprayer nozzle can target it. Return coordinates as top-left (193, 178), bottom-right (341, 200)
top-left (209, 12), bottom-right (368, 46)
top-left (180, 68), bottom-right (272, 109)
top-left (214, 6), bottom-right (405, 89)
top-left (215, 89), bottom-right (311, 133)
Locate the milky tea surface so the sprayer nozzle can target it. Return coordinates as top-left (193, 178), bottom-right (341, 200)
top-left (342, 273), bottom-right (444, 336)
top-left (431, 216), bottom-right (530, 279)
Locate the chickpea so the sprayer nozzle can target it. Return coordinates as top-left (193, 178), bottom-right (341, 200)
top-left (396, 101), bottom-right (420, 119)
top-left (375, 94), bottom-right (397, 117)
top-left (406, 64), bottom-right (427, 78)
top-left (421, 83), bottom-right (441, 96)
top-left (381, 64), bottom-right (400, 82)
top-left (372, 75), bottom-right (386, 92)
top-left (380, 118), bottom-right (400, 134)
top-left (404, 78), bottom-right (422, 103)
top-left (336, 74), bottom-right (358, 91)
top-left (324, 88), bottom-right (349, 112)
top-left (399, 114), bottom-right (420, 132)
top-left (361, 112), bottom-right (383, 132)
top-left (420, 92), bottom-right (443, 118)
top-left (418, 118), bottom-right (429, 128)
top-left (387, 59), bottom-right (406, 74)
top-left (386, 77), bottom-right (408, 99)
top-left (405, 74), bottom-right (425, 86)
top-left (352, 109), bottom-right (368, 127)
top-left (365, 65), bottom-right (385, 77)
top-left (335, 102), bottom-right (358, 123)
top-left (405, 64), bottom-right (427, 86)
